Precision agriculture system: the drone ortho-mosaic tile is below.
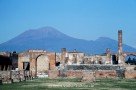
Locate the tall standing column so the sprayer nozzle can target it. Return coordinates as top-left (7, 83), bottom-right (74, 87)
top-left (118, 30), bottom-right (124, 65)
top-left (118, 30), bottom-right (123, 54)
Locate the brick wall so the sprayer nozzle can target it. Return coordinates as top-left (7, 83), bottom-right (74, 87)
top-left (95, 70), bottom-right (117, 78)
top-left (66, 70), bottom-right (117, 79)
top-left (30, 59), bottom-right (36, 77)
top-left (66, 70), bottom-right (83, 78)
top-left (48, 53), bottom-right (56, 70)
top-left (125, 70), bottom-right (136, 79)
top-left (82, 71), bottom-right (95, 82)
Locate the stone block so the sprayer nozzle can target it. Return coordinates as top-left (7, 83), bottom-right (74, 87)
top-left (48, 70), bottom-right (59, 79)
top-left (81, 71), bottom-right (95, 82)
top-left (125, 70), bottom-right (136, 79)
top-left (66, 70), bottom-right (83, 78)
top-left (95, 70), bottom-right (116, 78)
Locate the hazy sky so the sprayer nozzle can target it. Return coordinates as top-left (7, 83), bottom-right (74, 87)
top-left (0, 0), bottom-right (136, 48)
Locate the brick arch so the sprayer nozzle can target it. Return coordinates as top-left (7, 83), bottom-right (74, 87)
top-left (36, 54), bottom-right (49, 74)
top-left (36, 54), bottom-right (46, 60)
top-left (27, 51), bottom-right (56, 77)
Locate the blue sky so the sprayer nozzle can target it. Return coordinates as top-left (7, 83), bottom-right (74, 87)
top-left (0, 0), bottom-right (136, 48)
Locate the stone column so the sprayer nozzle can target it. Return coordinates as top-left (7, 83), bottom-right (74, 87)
top-left (106, 48), bottom-right (112, 64)
top-left (61, 48), bottom-right (67, 61)
top-left (118, 30), bottom-right (124, 65)
top-left (61, 48), bottom-right (67, 67)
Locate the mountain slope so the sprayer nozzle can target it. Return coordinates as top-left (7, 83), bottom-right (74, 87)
top-left (0, 26), bottom-right (136, 54)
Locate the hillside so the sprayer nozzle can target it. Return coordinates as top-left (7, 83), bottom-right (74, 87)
top-left (0, 26), bottom-right (136, 54)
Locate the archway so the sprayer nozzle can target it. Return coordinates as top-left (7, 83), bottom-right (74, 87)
top-left (36, 54), bottom-right (49, 76)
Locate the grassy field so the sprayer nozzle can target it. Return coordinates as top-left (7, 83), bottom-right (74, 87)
top-left (0, 78), bottom-right (136, 90)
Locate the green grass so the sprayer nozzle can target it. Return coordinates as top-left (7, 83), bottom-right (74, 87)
top-left (0, 78), bottom-right (136, 90)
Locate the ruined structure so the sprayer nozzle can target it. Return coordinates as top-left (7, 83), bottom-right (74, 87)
top-left (0, 52), bottom-right (18, 71)
top-left (118, 30), bottom-right (125, 65)
top-left (18, 50), bottom-right (56, 77)
top-left (1, 30), bottom-right (136, 84)
top-left (61, 48), bottom-right (84, 65)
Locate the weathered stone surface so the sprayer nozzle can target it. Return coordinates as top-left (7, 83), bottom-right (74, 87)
top-left (81, 71), bottom-right (95, 82)
top-left (66, 65), bottom-right (121, 70)
top-left (0, 71), bottom-right (11, 83)
top-left (48, 70), bottom-right (59, 79)
top-left (48, 53), bottom-right (56, 70)
top-left (125, 65), bottom-right (136, 71)
top-left (11, 70), bottom-right (20, 82)
top-left (66, 70), bottom-right (83, 78)
top-left (0, 70), bottom-right (32, 84)
top-left (116, 69), bottom-right (125, 78)
top-left (65, 65), bottom-right (126, 79)
top-left (95, 70), bottom-right (116, 78)
top-left (125, 70), bottom-right (136, 79)
top-left (18, 50), bottom-right (56, 77)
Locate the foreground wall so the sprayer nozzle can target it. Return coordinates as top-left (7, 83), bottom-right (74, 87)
top-left (125, 65), bottom-right (136, 79)
top-left (64, 65), bottom-right (136, 79)
top-left (66, 70), bottom-right (117, 79)
top-left (0, 70), bottom-right (31, 84)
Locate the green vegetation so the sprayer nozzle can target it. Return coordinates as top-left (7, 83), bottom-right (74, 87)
top-left (0, 78), bottom-right (136, 90)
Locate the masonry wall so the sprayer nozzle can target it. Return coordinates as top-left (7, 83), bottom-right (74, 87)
top-left (95, 70), bottom-right (116, 78)
top-left (65, 65), bottom-right (124, 79)
top-left (66, 70), bottom-right (83, 78)
top-left (125, 65), bottom-right (136, 79)
top-left (125, 70), bottom-right (136, 79)
top-left (48, 53), bottom-right (56, 70)
top-left (48, 70), bottom-right (59, 79)
top-left (0, 70), bottom-right (31, 84)
top-left (0, 71), bottom-right (11, 83)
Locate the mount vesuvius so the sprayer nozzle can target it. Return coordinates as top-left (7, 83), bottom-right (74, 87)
top-left (0, 26), bottom-right (136, 54)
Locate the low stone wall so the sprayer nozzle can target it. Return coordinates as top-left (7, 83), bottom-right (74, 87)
top-left (0, 71), bottom-right (11, 84)
top-left (125, 70), bottom-right (136, 79)
top-left (66, 65), bottom-right (121, 70)
top-left (66, 70), bottom-right (116, 79)
top-left (125, 65), bottom-right (136, 79)
top-left (48, 65), bottom-right (136, 79)
top-left (66, 70), bottom-right (83, 78)
top-left (0, 70), bottom-right (32, 84)
top-left (65, 65), bottom-right (130, 79)
top-left (82, 71), bottom-right (95, 82)
top-left (95, 70), bottom-right (116, 78)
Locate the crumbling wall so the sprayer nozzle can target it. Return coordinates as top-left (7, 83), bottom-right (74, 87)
top-left (0, 71), bottom-right (11, 83)
top-left (66, 70), bottom-right (83, 78)
top-left (81, 71), bottom-right (95, 82)
top-left (66, 65), bottom-right (120, 70)
top-left (48, 53), bottom-right (56, 70)
top-left (0, 70), bottom-right (32, 84)
top-left (65, 65), bottom-right (126, 79)
top-left (48, 70), bottom-right (60, 79)
top-left (95, 70), bottom-right (116, 78)
top-left (125, 65), bottom-right (136, 79)
top-left (125, 70), bottom-right (136, 79)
